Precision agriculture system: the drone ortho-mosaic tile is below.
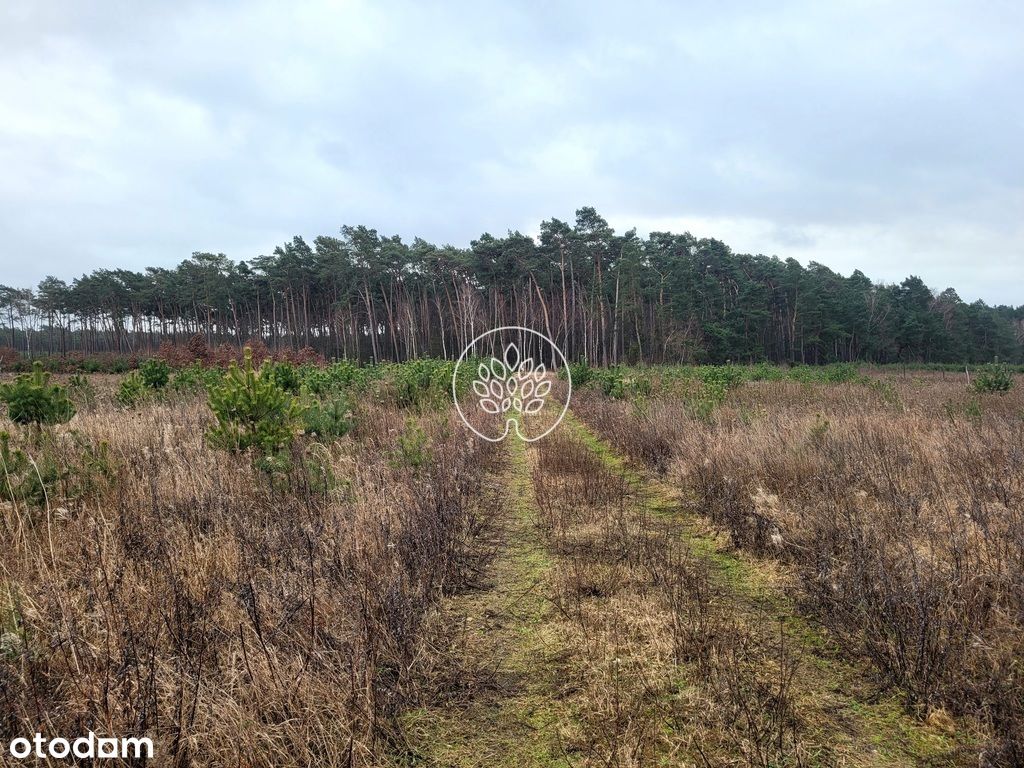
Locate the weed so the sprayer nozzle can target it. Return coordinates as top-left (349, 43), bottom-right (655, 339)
top-left (0, 361), bottom-right (75, 427)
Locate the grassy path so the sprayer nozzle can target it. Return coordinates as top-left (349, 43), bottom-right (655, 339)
top-left (394, 438), bottom-right (577, 766)
top-left (563, 412), bottom-right (978, 767)
top-left (391, 416), bottom-right (977, 767)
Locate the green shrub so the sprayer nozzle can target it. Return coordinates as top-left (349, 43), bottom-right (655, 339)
top-left (594, 367), bottom-right (624, 398)
top-left (686, 391), bottom-right (721, 422)
top-left (748, 363), bottom-right (785, 382)
top-left (944, 397), bottom-right (983, 423)
top-left (699, 365), bottom-right (745, 397)
top-left (207, 347), bottom-right (305, 453)
top-left (563, 360), bottom-right (595, 388)
top-left (972, 363), bottom-right (1014, 394)
top-left (387, 359), bottom-right (454, 409)
top-left (868, 378), bottom-right (901, 408)
top-left (809, 413), bottom-right (830, 444)
top-left (302, 360), bottom-right (368, 395)
top-left (0, 588), bottom-right (25, 662)
top-left (139, 358), bottom-right (171, 389)
top-left (0, 432), bottom-right (34, 504)
top-left (116, 372), bottom-right (148, 407)
top-left (818, 363), bottom-right (861, 384)
top-left (591, 367), bottom-right (653, 400)
top-left (785, 363), bottom-right (862, 384)
top-left (66, 373), bottom-right (95, 402)
top-left (171, 363), bottom-right (221, 394)
top-left (0, 362), bottom-right (75, 426)
top-left (302, 393), bottom-right (353, 440)
top-left (0, 431), bottom-right (113, 508)
top-left (628, 374), bottom-right (653, 398)
top-left (266, 360), bottom-right (301, 394)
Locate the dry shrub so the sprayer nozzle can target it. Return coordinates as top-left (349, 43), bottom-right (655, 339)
top-left (157, 340), bottom-right (193, 367)
top-left (209, 342), bottom-right (242, 367)
top-left (531, 430), bottom-right (803, 767)
top-left (0, 396), bottom-right (493, 766)
top-left (279, 346), bottom-right (323, 366)
top-left (187, 333), bottom-right (211, 363)
top-left (579, 375), bottom-right (1024, 765)
top-left (0, 346), bottom-right (20, 367)
top-left (571, 391), bottom-right (687, 473)
top-left (156, 338), bottom-right (325, 370)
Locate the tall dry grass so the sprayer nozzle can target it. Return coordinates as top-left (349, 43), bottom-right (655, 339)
top-left (0, 392), bottom-right (494, 766)
top-left (573, 375), bottom-right (1024, 766)
top-left (530, 431), bottom-right (803, 766)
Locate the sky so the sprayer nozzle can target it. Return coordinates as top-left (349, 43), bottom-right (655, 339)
top-left (1, 0), bottom-right (1022, 305)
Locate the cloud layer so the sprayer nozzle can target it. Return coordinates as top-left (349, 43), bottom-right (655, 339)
top-left (2, 0), bottom-right (1022, 304)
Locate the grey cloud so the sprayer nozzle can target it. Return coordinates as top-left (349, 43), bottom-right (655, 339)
top-left (0, 0), bottom-right (1021, 304)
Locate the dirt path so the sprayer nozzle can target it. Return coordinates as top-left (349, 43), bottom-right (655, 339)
top-left (394, 438), bottom-right (577, 767)
top-left (392, 418), bottom-right (977, 767)
top-left (563, 413), bottom-right (978, 767)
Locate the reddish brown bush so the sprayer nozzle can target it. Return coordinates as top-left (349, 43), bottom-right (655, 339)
top-left (157, 341), bottom-right (192, 367)
top-left (242, 337), bottom-right (271, 365)
top-left (186, 332), bottom-right (210, 363)
top-left (279, 345), bottom-right (324, 366)
top-left (209, 342), bottom-right (241, 367)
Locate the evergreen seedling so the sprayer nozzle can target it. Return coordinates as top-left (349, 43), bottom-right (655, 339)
top-left (0, 361), bottom-right (75, 427)
top-left (207, 347), bottom-right (305, 453)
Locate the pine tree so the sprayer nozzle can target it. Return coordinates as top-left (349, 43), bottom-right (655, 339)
top-left (0, 361), bottom-right (75, 427)
top-left (207, 347), bottom-right (305, 453)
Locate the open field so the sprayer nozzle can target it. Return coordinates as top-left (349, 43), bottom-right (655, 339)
top-left (1, 359), bottom-right (1021, 766)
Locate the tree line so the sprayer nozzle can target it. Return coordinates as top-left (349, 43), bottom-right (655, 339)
top-left (1, 207), bottom-right (1021, 365)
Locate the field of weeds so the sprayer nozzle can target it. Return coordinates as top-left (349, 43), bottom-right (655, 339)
top-left (0, 358), bottom-right (1020, 766)
top-left (573, 366), bottom-right (1024, 766)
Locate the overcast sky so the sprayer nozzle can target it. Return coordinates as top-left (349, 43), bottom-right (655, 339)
top-left (1, 0), bottom-right (1022, 305)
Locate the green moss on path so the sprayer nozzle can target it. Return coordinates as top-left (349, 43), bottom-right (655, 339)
top-left (393, 438), bottom-right (577, 767)
top-left (388, 415), bottom-right (980, 767)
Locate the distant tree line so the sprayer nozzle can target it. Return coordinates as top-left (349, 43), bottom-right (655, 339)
top-left (1, 207), bottom-right (1021, 365)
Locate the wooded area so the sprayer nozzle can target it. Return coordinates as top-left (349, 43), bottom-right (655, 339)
top-left (2, 208), bottom-right (1021, 364)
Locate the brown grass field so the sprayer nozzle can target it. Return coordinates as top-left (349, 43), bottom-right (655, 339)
top-left (1, 369), bottom-right (1021, 766)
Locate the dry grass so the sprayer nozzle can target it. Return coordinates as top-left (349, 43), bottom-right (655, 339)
top-left (529, 429), bottom-right (806, 766)
top-left (0, 391), bottom-right (494, 766)
top-left (2, 369), bottom-right (1019, 766)
top-left (573, 373), bottom-right (1024, 766)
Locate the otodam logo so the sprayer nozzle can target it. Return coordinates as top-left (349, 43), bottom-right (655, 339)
top-left (452, 326), bottom-right (571, 442)
top-left (7, 732), bottom-right (153, 761)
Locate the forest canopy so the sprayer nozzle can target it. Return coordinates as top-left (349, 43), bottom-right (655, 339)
top-left (2, 207), bottom-right (1021, 365)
